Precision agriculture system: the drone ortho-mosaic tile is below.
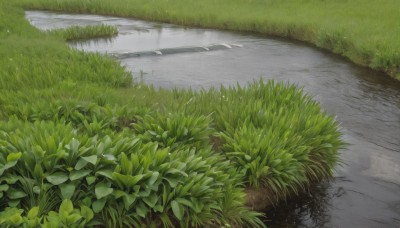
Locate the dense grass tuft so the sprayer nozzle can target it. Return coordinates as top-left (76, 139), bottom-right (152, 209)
top-left (47, 24), bottom-right (118, 41)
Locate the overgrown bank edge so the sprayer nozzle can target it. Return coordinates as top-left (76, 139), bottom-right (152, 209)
top-left (0, 1), bottom-right (344, 227)
top-left (18, 0), bottom-right (400, 80)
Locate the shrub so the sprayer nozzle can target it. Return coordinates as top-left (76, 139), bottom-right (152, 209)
top-left (0, 119), bottom-right (264, 227)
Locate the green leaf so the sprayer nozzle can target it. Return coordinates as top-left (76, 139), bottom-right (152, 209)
top-left (69, 169), bottom-right (91, 181)
top-left (8, 189), bottom-right (27, 199)
top-left (74, 158), bottom-right (88, 170)
top-left (162, 131), bottom-right (168, 139)
top-left (136, 202), bottom-right (148, 218)
top-left (154, 204), bottom-right (164, 213)
top-left (164, 177), bottom-right (179, 188)
top-left (102, 154), bottom-right (116, 161)
top-left (7, 152), bottom-right (22, 163)
top-left (148, 130), bottom-right (157, 136)
top-left (0, 174), bottom-right (19, 184)
top-left (166, 168), bottom-right (188, 177)
top-left (143, 193), bottom-right (159, 208)
top-left (171, 200), bottom-right (183, 220)
top-left (80, 205), bottom-right (94, 222)
top-left (44, 212), bottom-right (60, 227)
top-left (0, 184), bottom-right (9, 192)
top-left (123, 193), bottom-right (136, 210)
top-left (9, 213), bottom-right (23, 225)
top-left (68, 138), bottom-right (80, 150)
top-left (34, 164), bottom-right (44, 179)
top-left (95, 182), bottom-right (113, 199)
top-left (96, 169), bottom-right (113, 179)
top-left (245, 155), bottom-right (252, 161)
top-left (148, 172), bottom-right (159, 185)
top-left (33, 186), bottom-right (41, 194)
top-left (175, 198), bottom-right (194, 209)
top-left (66, 213), bottom-right (82, 224)
top-left (92, 198), bottom-right (106, 213)
top-left (82, 197), bottom-right (92, 207)
top-left (86, 176), bottom-right (96, 185)
top-left (59, 199), bottom-right (74, 214)
top-left (60, 183), bottom-right (76, 199)
top-left (27, 207), bottom-right (39, 219)
top-left (81, 155), bottom-right (97, 165)
top-left (8, 200), bottom-right (20, 207)
top-left (112, 173), bottom-right (143, 187)
top-left (46, 172), bottom-right (69, 185)
top-left (1, 153), bottom-right (22, 174)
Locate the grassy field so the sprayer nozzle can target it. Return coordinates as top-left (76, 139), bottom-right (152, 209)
top-left (17, 0), bottom-right (400, 79)
top-left (0, 0), bottom-right (346, 227)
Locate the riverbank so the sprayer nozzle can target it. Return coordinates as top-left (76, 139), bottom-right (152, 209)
top-left (0, 1), bottom-right (344, 227)
top-left (17, 0), bottom-right (400, 80)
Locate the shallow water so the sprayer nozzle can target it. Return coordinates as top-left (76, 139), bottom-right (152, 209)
top-left (26, 11), bottom-right (400, 227)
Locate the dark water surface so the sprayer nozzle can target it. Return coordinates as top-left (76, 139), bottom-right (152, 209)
top-left (26, 11), bottom-right (400, 228)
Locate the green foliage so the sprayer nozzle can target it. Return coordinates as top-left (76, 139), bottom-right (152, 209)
top-left (0, 4), bottom-right (131, 91)
top-left (0, 1), bottom-right (346, 226)
top-left (133, 113), bottom-right (214, 149)
top-left (170, 80), bottom-right (344, 199)
top-left (0, 119), bottom-right (264, 227)
top-left (0, 201), bottom-right (94, 227)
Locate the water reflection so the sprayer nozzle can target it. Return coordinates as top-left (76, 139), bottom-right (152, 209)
top-left (265, 180), bottom-right (333, 228)
top-left (69, 36), bottom-right (116, 46)
top-left (362, 152), bottom-right (400, 185)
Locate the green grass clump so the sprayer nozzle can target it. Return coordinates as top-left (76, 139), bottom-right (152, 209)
top-left (47, 24), bottom-right (118, 41)
top-left (0, 39), bottom-right (132, 91)
top-left (169, 81), bottom-right (344, 201)
top-left (0, 0), bottom-right (346, 226)
top-left (18, 0), bottom-right (400, 79)
top-left (133, 114), bottom-right (214, 150)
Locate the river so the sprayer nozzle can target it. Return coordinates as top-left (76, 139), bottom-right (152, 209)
top-left (26, 11), bottom-right (400, 227)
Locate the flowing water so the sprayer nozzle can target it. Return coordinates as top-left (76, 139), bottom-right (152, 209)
top-left (26, 11), bottom-right (400, 228)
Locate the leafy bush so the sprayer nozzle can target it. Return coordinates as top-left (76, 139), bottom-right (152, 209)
top-left (0, 119), bottom-right (264, 227)
top-left (0, 200), bottom-right (94, 227)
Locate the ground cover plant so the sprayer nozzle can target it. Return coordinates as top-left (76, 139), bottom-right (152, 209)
top-left (0, 0), bottom-right (345, 226)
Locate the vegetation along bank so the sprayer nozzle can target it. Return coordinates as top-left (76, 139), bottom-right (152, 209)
top-left (0, 0), bottom-right (345, 227)
top-left (19, 0), bottom-right (400, 80)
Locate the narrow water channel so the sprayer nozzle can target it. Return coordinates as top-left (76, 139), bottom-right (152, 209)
top-left (26, 11), bottom-right (400, 228)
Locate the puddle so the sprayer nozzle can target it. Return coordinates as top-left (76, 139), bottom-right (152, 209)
top-left (26, 10), bottom-right (400, 227)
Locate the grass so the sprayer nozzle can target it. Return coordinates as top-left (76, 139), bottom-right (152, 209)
top-left (47, 24), bottom-right (118, 41)
top-left (16, 0), bottom-right (400, 79)
top-left (0, 0), bottom-right (346, 226)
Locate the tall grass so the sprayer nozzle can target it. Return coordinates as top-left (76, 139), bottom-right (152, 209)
top-left (169, 81), bottom-right (344, 199)
top-left (47, 24), bottom-right (118, 41)
top-left (17, 0), bottom-right (400, 79)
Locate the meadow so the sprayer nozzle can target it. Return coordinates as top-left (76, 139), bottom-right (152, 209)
top-left (0, 0), bottom-right (348, 226)
top-left (17, 0), bottom-right (400, 80)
